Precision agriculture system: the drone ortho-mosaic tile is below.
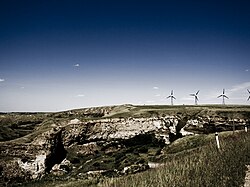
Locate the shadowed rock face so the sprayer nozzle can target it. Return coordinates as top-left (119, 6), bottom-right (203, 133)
top-left (0, 127), bottom-right (67, 185)
top-left (0, 105), bottom-right (250, 186)
top-left (44, 128), bottom-right (67, 173)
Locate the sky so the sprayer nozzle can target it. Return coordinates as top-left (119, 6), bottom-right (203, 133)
top-left (0, 0), bottom-right (250, 112)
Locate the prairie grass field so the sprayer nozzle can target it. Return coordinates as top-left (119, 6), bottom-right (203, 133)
top-left (100, 131), bottom-right (250, 187)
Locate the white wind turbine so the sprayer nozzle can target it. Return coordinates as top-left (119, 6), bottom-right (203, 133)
top-left (166, 90), bottom-right (176, 105)
top-left (247, 89), bottom-right (250, 101)
top-left (190, 90), bottom-right (200, 105)
top-left (217, 89), bottom-right (229, 105)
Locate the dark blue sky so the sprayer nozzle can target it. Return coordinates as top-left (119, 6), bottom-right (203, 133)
top-left (0, 0), bottom-right (250, 111)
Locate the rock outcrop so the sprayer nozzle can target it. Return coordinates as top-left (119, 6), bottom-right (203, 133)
top-left (17, 154), bottom-right (46, 179)
top-left (0, 127), bottom-right (67, 186)
top-left (63, 116), bottom-right (192, 146)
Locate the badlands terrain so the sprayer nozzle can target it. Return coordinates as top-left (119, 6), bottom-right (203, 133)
top-left (1, 104), bottom-right (250, 186)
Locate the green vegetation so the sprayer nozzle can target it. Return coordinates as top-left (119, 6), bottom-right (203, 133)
top-left (107, 105), bottom-right (250, 119)
top-left (101, 131), bottom-right (250, 187)
top-left (0, 113), bottom-right (45, 141)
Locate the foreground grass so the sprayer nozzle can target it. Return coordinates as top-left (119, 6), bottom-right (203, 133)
top-left (100, 131), bottom-right (250, 187)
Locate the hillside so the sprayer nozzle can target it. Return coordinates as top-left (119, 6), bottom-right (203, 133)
top-left (0, 104), bottom-right (250, 186)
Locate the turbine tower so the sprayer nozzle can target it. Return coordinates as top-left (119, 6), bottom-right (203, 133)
top-left (217, 89), bottom-right (229, 105)
top-left (247, 89), bottom-right (250, 101)
top-left (167, 90), bottom-right (176, 105)
top-left (190, 90), bottom-right (200, 105)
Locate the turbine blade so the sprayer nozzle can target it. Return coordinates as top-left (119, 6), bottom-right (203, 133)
top-left (166, 96), bottom-right (171, 99)
top-left (225, 95), bottom-right (229, 99)
top-left (223, 89), bottom-right (225, 94)
top-left (171, 90), bottom-right (173, 95)
top-left (248, 89), bottom-right (250, 94)
top-left (173, 96), bottom-right (176, 99)
top-left (190, 94), bottom-right (195, 96)
top-left (196, 90), bottom-right (200, 95)
top-left (217, 95), bottom-right (222, 98)
top-left (195, 96), bottom-right (199, 101)
top-left (248, 96), bottom-right (250, 101)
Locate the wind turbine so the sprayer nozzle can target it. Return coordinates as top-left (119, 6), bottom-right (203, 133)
top-left (167, 90), bottom-right (176, 105)
top-left (247, 89), bottom-right (250, 101)
top-left (217, 89), bottom-right (229, 105)
top-left (190, 90), bottom-right (200, 105)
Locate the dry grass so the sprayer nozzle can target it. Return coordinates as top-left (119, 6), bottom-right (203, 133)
top-left (100, 131), bottom-right (250, 187)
